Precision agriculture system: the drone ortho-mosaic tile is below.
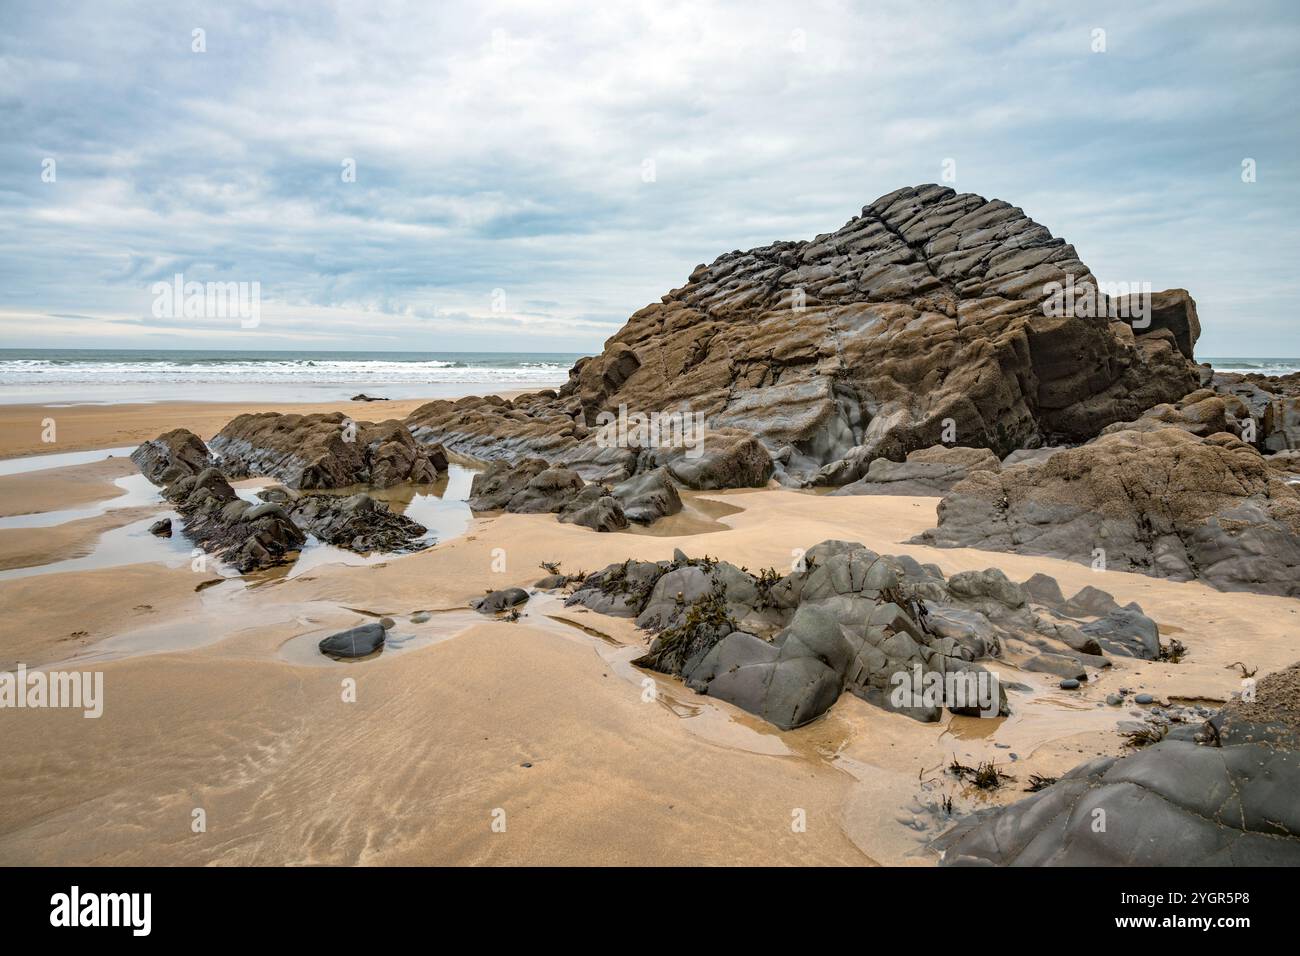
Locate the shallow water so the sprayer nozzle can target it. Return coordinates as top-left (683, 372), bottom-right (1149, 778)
top-left (5, 463), bottom-right (481, 581)
top-left (0, 473), bottom-right (161, 529)
top-left (0, 512), bottom-right (201, 581)
top-left (0, 445), bottom-right (135, 475)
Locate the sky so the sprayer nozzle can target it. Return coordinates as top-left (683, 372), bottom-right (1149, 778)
top-left (1, 0), bottom-right (1297, 356)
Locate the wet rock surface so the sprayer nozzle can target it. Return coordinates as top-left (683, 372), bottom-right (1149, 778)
top-left (936, 662), bottom-right (1300, 866)
top-left (161, 467), bottom-right (306, 572)
top-left (471, 587), bottom-right (530, 614)
top-left (561, 549), bottom-right (1165, 731)
top-left (318, 622), bottom-right (386, 659)
top-left (284, 492), bottom-right (428, 553)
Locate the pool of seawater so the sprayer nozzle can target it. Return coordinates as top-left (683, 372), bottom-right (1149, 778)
top-left (2, 462), bottom-right (481, 580)
top-left (0, 473), bottom-right (163, 529)
top-left (0, 445), bottom-right (136, 476)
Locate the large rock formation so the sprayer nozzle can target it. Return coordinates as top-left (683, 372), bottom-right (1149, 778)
top-left (210, 412), bottom-right (443, 489)
top-left (404, 185), bottom-right (1200, 490)
top-left (936, 662), bottom-right (1300, 866)
top-left (916, 427), bottom-right (1300, 597)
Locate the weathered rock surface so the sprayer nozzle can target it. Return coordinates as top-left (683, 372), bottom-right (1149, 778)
top-left (210, 412), bottom-right (441, 489)
top-left (831, 445), bottom-right (1000, 497)
top-left (161, 467), bottom-right (306, 572)
top-left (936, 662), bottom-right (1300, 866)
top-left (131, 428), bottom-right (214, 485)
top-left (917, 427), bottom-right (1300, 597)
top-left (399, 185), bottom-right (1201, 491)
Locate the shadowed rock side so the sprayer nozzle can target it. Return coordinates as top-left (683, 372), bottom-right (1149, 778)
top-left (560, 542), bottom-right (1161, 731)
top-left (405, 185), bottom-right (1200, 488)
top-left (935, 663), bottom-right (1300, 866)
top-left (915, 427), bottom-right (1300, 597)
top-left (210, 411), bottom-right (446, 489)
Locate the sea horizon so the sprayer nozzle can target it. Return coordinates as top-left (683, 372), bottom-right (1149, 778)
top-left (0, 347), bottom-right (584, 405)
top-left (1, 346), bottom-right (1296, 406)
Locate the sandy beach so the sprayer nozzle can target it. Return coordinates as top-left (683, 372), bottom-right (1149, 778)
top-left (2, 400), bottom-right (1296, 866)
top-left (0, 396), bottom-right (527, 461)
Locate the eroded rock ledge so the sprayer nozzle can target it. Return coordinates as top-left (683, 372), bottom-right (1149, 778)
top-left (935, 662), bottom-right (1300, 866)
top-left (915, 426), bottom-right (1300, 597)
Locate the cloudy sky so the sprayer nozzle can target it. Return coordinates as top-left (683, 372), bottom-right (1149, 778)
top-left (1, 0), bottom-right (1297, 355)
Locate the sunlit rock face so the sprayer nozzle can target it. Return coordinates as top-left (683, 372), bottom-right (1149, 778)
top-left (407, 185), bottom-right (1200, 488)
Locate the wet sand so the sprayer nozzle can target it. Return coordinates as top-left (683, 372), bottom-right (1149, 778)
top-left (2, 409), bottom-right (1298, 865)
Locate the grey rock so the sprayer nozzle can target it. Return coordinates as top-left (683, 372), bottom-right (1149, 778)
top-left (319, 622), bottom-right (386, 659)
top-left (471, 587), bottom-right (530, 614)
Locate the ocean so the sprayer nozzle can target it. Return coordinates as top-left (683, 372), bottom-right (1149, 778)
top-left (0, 349), bottom-right (1296, 406)
top-left (0, 349), bottom-right (583, 404)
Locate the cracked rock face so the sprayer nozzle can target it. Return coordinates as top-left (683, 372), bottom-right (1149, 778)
top-left (915, 426), bottom-right (1300, 597)
top-left (935, 663), bottom-right (1300, 866)
top-left (400, 185), bottom-right (1200, 489)
top-left (130, 428), bottom-right (214, 485)
top-left (210, 412), bottom-right (442, 489)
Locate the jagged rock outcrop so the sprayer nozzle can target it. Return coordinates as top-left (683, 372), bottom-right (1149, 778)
top-left (210, 412), bottom-right (441, 489)
top-left (285, 492), bottom-right (428, 553)
top-left (936, 662), bottom-right (1300, 866)
top-left (131, 428), bottom-right (214, 485)
top-left (916, 427), bottom-right (1300, 597)
top-left (1209, 371), bottom-right (1300, 453)
top-left (161, 467), bottom-right (306, 572)
top-left (400, 186), bottom-right (1201, 491)
top-left (562, 542), bottom-right (1176, 730)
top-left (831, 445), bottom-right (1000, 496)
top-left (466, 459), bottom-right (632, 532)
